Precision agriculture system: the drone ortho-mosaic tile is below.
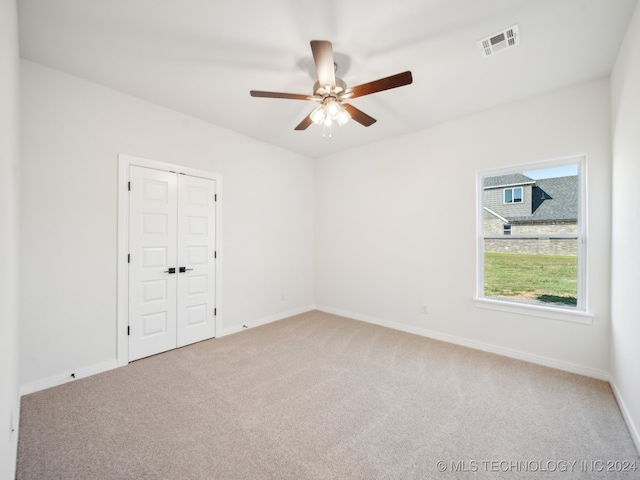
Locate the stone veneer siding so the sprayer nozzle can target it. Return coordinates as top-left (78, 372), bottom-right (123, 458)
top-left (483, 220), bottom-right (578, 255)
top-left (485, 238), bottom-right (577, 256)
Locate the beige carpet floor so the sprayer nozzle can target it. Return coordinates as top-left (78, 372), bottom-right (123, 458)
top-left (17, 310), bottom-right (640, 479)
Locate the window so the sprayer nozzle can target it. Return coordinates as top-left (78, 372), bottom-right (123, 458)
top-left (477, 158), bottom-right (586, 314)
top-left (503, 187), bottom-right (523, 203)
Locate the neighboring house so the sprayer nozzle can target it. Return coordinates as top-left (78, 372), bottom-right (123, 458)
top-left (483, 174), bottom-right (578, 255)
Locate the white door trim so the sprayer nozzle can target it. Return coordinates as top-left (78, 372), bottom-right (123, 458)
top-left (117, 154), bottom-right (223, 367)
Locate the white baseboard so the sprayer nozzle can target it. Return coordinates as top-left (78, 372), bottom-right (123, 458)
top-left (315, 305), bottom-right (610, 381)
top-left (219, 305), bottom-right (316, 337)
top-left (609, 378), bottom-right (640, 455)
top-left (20, 360), bottom-right (119, 396)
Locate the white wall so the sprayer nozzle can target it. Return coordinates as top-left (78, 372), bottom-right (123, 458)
top-left (610, 1), bottom-right (640, 451)
top-left (0, 0), bottom-right (20, 477)
top-left (20, 60), bottom-right (315, 388)
top-left (316, 78), bottom-right (612, 378)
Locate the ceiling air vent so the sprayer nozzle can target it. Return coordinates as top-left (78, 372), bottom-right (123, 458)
top-left (478, 25), bottom-right (520, 57)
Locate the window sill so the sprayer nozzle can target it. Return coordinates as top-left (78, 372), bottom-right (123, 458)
top-left (473, 297), bottom-right (594, 325)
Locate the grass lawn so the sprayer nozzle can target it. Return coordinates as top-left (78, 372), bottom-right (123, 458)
top-left (484, 252), bottom-right (577, 306)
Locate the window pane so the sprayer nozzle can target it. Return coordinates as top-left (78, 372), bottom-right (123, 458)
top-left (482, 163), bottom-right (580, 309)
top-left (513, 187), bottom-right (523, 202)
top-left (484, 239), bottom-right (578, 307)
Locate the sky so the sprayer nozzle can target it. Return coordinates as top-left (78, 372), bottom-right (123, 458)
top-left (523, 165), bottom-right (578, 180)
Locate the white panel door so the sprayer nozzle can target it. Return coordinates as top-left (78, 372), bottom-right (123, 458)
top-left (176, 175), bottom-right (216, 347)
top-left (129, 166), bottom-right (178, 361)
top-left (128, 166), bottom-right (217, 361)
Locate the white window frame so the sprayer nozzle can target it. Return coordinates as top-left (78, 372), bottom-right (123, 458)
top-left (475, 156), bottom-right (592, 324)
top-left (503, 186), bottom-right (523, 204)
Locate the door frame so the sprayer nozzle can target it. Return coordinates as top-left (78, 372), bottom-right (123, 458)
top-left (117, 154), bottom-right (223, 366)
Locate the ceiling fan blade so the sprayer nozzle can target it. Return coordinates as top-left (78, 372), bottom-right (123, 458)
top-left (250, 90), bottom-right (311, 100)
top-left (310, 40), bottom-right (336, 88)
top-left (294, 114), bottom-right (313, 131)
top-left (343, 104), bottom-right (377, 127)
top-left (347, 71), bottom-right (413, 99)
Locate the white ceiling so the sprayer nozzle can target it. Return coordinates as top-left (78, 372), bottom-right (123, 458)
top-left (18, 0), bottom-right (639, 159)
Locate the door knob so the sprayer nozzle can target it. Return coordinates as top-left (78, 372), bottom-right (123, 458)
top-left (179, 267), bottom-right (194, 273)
top-left (164, 267), bottom-right (176, 274)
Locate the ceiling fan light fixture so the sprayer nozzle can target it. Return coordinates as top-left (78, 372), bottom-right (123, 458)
top-left (337, 108), bottom-right (351, 126)
top-left (326, 98), bottom-right (341, 120)
top-left (311, 98), bottom-right (350, 128)
top-left (310, 105), bottom-right (327, 125)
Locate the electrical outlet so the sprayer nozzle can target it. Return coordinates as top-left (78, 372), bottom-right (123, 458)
top-left (421, 305), bottom-right (428, 315)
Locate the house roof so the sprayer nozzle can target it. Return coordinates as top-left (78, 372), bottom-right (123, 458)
top-left (484, 173), bottom-right (536, 189)
top-left (509, 176), bottom-right (578, 222)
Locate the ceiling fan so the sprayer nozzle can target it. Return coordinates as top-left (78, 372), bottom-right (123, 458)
top-left (250, 40), bottom-right (413, 132)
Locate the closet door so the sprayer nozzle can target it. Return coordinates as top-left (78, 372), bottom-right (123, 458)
top-left (128, 166), bottom-right (217, 361)
top-left (128, 166), bottom-right (178, 361)
top-left (176, 175), bottom-right (217, 347)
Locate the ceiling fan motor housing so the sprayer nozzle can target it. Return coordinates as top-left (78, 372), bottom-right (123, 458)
top-left (313, 77), bottom-right (348, 97)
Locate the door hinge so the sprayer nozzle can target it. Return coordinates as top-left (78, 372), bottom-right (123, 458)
top-left (214, 194), bottom-right (217, 202)
top-left (127, 326), bottom-right (130, 336)
top-left (127, 254), bottom-right (130, 264)
top-left (128, 181), bottom-right (131, 191)
top-left (214, 251), bottom-right (217, 259)
top-left (214, 308), bottom-right (217, 316)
